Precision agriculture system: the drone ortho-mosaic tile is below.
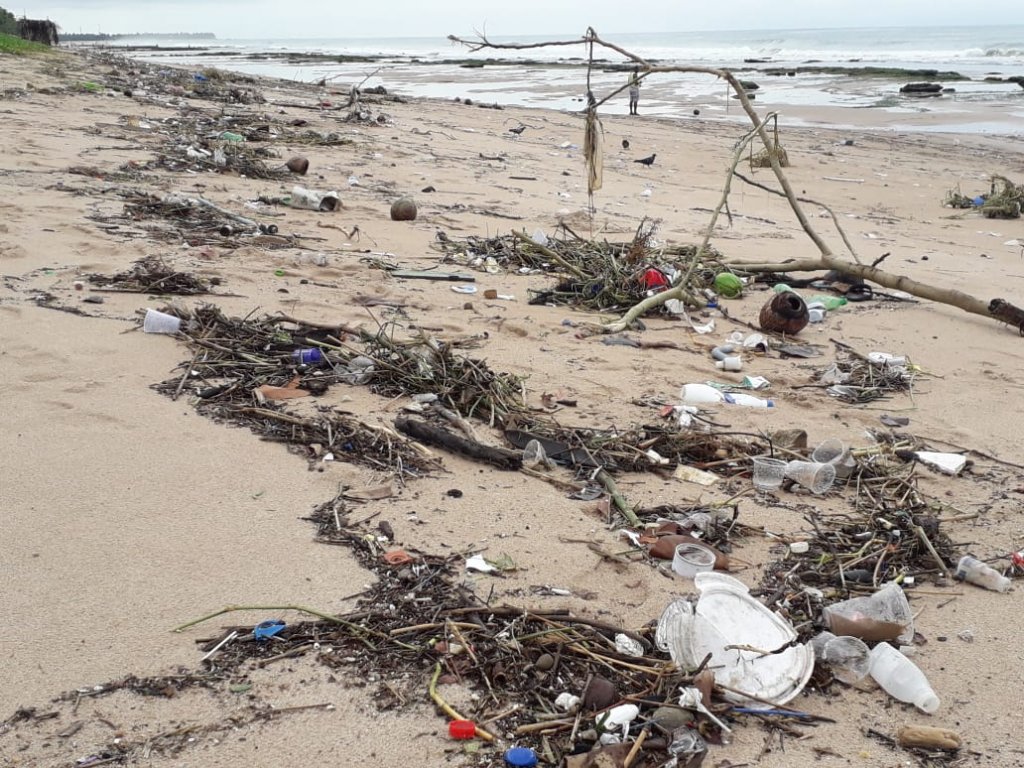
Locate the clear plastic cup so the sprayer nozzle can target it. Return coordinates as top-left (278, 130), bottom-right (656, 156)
top-left (672, 543), bottom-right (716, 578)
top-left (785, 460), bottom-right (836, 494)
top-left (822, 635), bottom-right (871, 684)
top-left (751, 457), bottom-right (787, 490)
top-left (143, 309), bottom-right (182, 334)
top-left (522, 439), bottom-right (550, 469)
top-left (811, 438), bottom-right (856, 479)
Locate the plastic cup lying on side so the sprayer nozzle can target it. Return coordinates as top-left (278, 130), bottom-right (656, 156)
top-left (672, 543), bottom-right (716, 579)
top-left (143, 309), bottom-right (182, 334)
top-left (751, 457), bottom-right (787, 490)
top-left (785, 460), bottom-right (836, 494)
top-left (811, 438), bottom-right (856, 479)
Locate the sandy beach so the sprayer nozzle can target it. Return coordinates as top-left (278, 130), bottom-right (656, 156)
top-left (2, 44), bottom-right (1023, 768)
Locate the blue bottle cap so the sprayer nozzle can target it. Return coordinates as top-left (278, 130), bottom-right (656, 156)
top-left (504, 746), bottom-right (538, 767)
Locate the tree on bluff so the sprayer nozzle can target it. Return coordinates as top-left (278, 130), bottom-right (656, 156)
top-left (0, 7), bottom-right (19, 35)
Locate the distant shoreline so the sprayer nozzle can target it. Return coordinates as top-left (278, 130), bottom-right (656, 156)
top-left (61, 32), bottom-right (215, 42)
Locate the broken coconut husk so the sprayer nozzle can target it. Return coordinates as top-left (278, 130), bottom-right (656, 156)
top-left (759, 290), bottom-right (809, 334)
top-left (390, 196), bottom-right (417, 221)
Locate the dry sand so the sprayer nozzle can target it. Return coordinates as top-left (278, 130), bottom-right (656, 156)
top-left (1, 48), bottom-right (1023, 767)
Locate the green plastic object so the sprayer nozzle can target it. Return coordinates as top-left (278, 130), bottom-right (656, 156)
top-left (714, 272), bottom-right (743, 298)
top-left (219, 131), bottom-right (244, 142)
top-left (772, 283), bottom-right (795, 294)
top-left (809, 295), bottom-right (848, 310)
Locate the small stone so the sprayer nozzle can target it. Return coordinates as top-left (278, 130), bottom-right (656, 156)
top-left (535, 653), bottom-right (555, 671)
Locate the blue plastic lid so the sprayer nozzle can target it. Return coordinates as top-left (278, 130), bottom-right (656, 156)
top-left (504, 746), bottom-right (538, 767)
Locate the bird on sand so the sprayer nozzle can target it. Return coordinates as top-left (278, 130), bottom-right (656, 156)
top-left (622, 138), bottom-right (630, 150)
top-left (634, 153), bottom-right (656, 166)
top-left (508, 124), bottom-right (526, 136)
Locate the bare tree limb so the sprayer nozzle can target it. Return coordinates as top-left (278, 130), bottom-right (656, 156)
top-left (449, 28), bottom-right (1024, 334)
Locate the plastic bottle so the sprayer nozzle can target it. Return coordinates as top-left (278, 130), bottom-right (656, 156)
top-left (809, 295), bottom-right (848, 311)
top-left (680, 384), bottom-right (725, 405)
top-left (723, 392), bottom-right (774, 407)
top-left (868, 642), bottom-right (940, 714)
top-left (955, 555), bottom-right (1011, 593)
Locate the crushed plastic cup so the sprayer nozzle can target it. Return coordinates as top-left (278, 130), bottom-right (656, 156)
top-left (811, 438), bottom-right (856, 479)
top-left (823, 581), bottom-right (914, 644)
top-left (672, 543), bottom-right (716, 578)
top-left (822, 635), bottom-right (871, 684)
top-left (752, 457), bottom-right (787, 490)
top-left (522, 439), bottom-right (553, 469)
top-left (785, 460), bottom-right (836, 494)
top-left (143, 309), bottom-right (182, 334)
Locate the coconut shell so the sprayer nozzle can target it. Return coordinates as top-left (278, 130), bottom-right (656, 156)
top-left (390, 196), bottom-right (417, 221)
top-left (582, 675), bottom-right (617, 711)
top-left (285, 156), bottom-right (309, 175)
top-left (759, 291), bottom-right (809, 334)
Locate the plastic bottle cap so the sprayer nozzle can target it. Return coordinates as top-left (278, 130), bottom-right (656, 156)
top-left (448, 719), bottom-right (476, 739)
top-left (504, 746), bottom-right (539, 767)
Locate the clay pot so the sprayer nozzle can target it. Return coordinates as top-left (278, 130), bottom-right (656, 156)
top-left (759, 291), bottom-right (809, 334)
top-left (285, 156), bottom-right (309, 175)
top-left (390, 196), bottom-right (417, 221)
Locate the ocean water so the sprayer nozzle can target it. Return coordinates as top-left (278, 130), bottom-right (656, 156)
top-left (106, 25), bottom-right (1024, 132)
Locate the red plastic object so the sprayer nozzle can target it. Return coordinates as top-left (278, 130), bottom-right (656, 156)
top-left (449, 719), bottom-right (476, 739)
top-left (640, 267), bottom-right (669, 290)
top-left (1012, 550), bottom-right (1024, 571)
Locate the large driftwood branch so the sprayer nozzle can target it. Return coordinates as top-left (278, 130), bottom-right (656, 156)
top-left (450, 28), bottom-right (1023, 334)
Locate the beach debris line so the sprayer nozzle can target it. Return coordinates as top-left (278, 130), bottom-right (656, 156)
top-left (88, 255), bottom-right (218, 295)
top-left (449, 28), bottom-right (1024, 335)
top-left (944, 174), bottom-right (1023, 219)
top-left (434, 223), bottom-right (729, 314)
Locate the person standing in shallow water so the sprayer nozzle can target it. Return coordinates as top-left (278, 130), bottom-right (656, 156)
top-left (628, 67), bottom-right (640, 115)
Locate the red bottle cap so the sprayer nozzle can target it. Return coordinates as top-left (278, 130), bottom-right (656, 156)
top-left (449, 719), bottom-right (476, 739)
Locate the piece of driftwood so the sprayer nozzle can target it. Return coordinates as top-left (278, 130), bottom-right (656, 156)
top-left (394, 416), bottom-right (522, 470)
top-left (449, 28), bottom-right (1023, 334)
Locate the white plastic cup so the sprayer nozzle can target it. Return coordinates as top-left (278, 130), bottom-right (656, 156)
top-left (752, 457), bottom-right (787, 490)
top-left (143, 309), bottom-right (182, 334)
top-left (672, 543), bottom-right (716, 578)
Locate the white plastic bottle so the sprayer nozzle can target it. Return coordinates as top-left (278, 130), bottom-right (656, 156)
top-left (868, 642), bottom-right (940, 714)
top-left (956, 555), bottom-right (1011, 593)
top-left (679, 384), bottom-right (725, 405)
top-left (723, 392), bottom-right (774, 408)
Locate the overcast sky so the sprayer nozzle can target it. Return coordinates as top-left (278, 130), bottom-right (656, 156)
top-left (13, 0), bottom-right (1021, 38)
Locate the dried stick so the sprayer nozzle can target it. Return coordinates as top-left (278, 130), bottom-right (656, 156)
top-left (429, 663), bottom-right (497, 742)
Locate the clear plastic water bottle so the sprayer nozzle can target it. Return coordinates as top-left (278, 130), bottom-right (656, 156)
top-left (955, 555), bottom-right (1011, 593)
